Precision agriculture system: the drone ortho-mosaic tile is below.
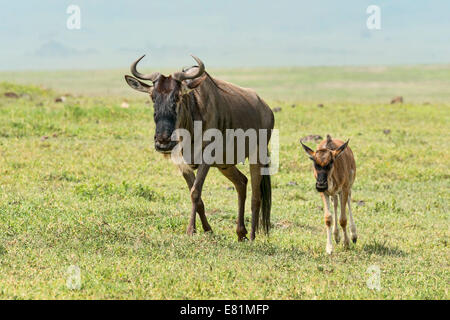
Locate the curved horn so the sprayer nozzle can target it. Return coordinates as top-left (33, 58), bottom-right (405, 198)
top-left (130, 55), bottom-right (160, 82)
top-left (173, 55), bottom-right (205, 81)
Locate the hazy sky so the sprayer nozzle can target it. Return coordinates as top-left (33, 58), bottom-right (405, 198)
top-left (1, 0), bottom-right (449, 70)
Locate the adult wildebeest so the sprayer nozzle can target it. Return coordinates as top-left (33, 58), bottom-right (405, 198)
top-left (301, 135), bottom-right (357, 254)
top-left (124, 54), bottom-right (274, 241)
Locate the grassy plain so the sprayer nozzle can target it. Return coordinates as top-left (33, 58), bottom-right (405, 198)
top-left (0, 65), bottom-right (448, 299)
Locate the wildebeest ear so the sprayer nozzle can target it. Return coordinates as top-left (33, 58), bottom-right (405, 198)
top-left (181, 74), bottom-right (207, 95)
top-left (333, 139), bottom-right (349, 159)
top-left (300, 142), bottom-right (315, 161)
top-left (186, 73), bottom-right (207, 89)
top-left (181, 82), bottom-right (193, 95)
top-left (124, 75), bottom-right (152, 93)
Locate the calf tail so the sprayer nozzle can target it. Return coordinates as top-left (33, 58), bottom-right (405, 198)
top-left (260, 173), bottom-right (272, 235)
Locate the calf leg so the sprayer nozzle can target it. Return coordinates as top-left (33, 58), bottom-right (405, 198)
top-left (219, 166), bottom-right (248, 241)
top-left (249, 164), bottom-right (262, 241)
top-left (332, 195), bottom-right (340, 243)
top-left (339, 191), bottom-right (350, 248)
top-left (182, 169), bottom-right (212, 233)
top-left (186, 164), bottom-right (210, 236)
top-left (320, 192), bottom-right (333, 254)
top-left (347, 192), bottom-right (357, 243)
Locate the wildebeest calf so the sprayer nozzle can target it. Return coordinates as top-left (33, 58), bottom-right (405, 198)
top-left (301, 135), bottom-right (357, 254)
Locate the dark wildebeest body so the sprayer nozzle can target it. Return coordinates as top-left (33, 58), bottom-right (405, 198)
top-left (125, 55), bottom-right (274, 241)
top-left (185, 76), bottom-right (273, 164)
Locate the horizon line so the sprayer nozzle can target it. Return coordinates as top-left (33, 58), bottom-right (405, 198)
top-left (1, 62), bottom-right (450, 73)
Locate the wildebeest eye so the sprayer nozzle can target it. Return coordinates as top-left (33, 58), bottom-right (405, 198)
top-left (315, 162), bottom-right (332, 171)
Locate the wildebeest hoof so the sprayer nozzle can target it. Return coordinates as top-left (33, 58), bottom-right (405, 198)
top-left (343, 239), bottom-right (350, 249)
top-left (352, 236), bottom-right (357, 244)
top-left (333, 230), bottom-right (340, 244)
top-left (236, 227), bottom-right (248, 241)
top-left (326, 245), bottom-right (333, 255)
top-left (203, 229), bottom-right (214, 234)
top-left (238, 236), bottom-right (249, 242)
top-left (186, 227), bottom-right (196, 236)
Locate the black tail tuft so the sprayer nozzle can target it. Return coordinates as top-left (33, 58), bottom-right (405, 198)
top-left (260, 174), bottom-right (272, 235)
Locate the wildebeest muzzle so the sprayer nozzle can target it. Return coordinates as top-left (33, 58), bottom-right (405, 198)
top-left (154, 118), bottom-right (177, 153)
top-left (315, 172), bottom-right (328, 192)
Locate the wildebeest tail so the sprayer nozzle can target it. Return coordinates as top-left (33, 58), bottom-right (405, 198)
top-left (260, 173), bottom-right (272, 235)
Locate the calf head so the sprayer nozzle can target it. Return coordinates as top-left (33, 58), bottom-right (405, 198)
top-left (124, 54), bottom-right (206, 153)
top-left (301, 136), bottom-right (349, 192)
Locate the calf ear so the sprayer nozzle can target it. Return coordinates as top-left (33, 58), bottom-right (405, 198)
top-left (300, 142), bottom-right (315, 161)
top-left (124, 75), bottom-right (152, 93)
top-left (333, 139), bottom-right (349, 159)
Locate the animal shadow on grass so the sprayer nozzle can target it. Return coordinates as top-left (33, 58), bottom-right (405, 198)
top-left (218, 236), bottom-right (306, 260)
top-left (362, 239), bottom-right (406, 257)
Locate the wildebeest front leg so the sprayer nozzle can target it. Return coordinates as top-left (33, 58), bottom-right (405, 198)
top-left (320, 192), bottom-right (333, 254)
top-left (219, 166), bottom-right (248, 241)
top-left (187, 164), bottom-right (211, 236)
top-left (181, 170), bottom-right (212, 233)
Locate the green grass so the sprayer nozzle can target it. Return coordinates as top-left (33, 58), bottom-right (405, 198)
top-left (0, 67), bottom-right (448, 299)
top-left (2, 64), bottom-right (450, 103)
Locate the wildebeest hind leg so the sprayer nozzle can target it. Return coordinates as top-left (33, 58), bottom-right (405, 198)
top-left (182, 166), bottom-right (212, 234)
top-left (219, 166), bottom-right (248, 241)
top-left (249, 164), bottom-right (263, 241)
top-left (339, 191), bottom-right (350, 248)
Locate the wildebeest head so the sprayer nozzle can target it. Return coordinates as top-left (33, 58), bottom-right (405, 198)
top-left (301, 136), bottom-right (349, 192)
top-left (124, 55), bottom-right (206, 153)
